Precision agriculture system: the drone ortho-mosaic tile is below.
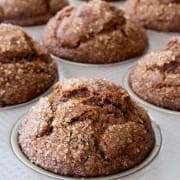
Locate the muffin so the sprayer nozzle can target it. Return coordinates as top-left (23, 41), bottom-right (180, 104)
top-left (0, 0), bottom-right (69, 26)
top-left (18, 79), bottom-right (155, 177)
top-left (129, 37), bottom-right (180, 111)
top-left (0, 24), bottom-right (57, 107)
top-left (124, 0), bottom-right (180, 32)
top-left (43, 0), bottom-right (148, 64)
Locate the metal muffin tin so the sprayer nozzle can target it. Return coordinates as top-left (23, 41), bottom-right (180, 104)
top-left (0, 0), bottom-right (180, 180)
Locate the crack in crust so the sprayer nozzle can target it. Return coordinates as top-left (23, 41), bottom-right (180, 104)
top-left (18, 79), bottom-right (155, 177)
top-left (129, 37), bottom-right (180, 110)
top-left (55, 1), bottom-right (126, 48)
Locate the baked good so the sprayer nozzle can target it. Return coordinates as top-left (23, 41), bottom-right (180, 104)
top-left (0, 0), bottom-right (69, 26)
top-left (43, 0), bottom-right (148, 64)
top-left (124, 0), bottom-right (180, 32)
top-left (129, 37), bottom-right (180, 111)
top-left (18, 78), bottom-right (155, 177)
top-left (0, 24), bottom-right (57, 107)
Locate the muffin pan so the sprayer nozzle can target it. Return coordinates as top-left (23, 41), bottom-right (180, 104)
top-left (0, 0), bottom-right (180, 180)
top-left (24, 26), bottom-right (45, 40)
top-left (11, 118), bottom-right (162, 180)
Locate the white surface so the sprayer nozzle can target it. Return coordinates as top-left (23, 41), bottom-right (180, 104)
top-left (0, 0), bottom-right (180, 180)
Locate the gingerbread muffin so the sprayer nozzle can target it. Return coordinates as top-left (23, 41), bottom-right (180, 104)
top-left (43, 0), bottom-right (148, 64)
top-left (129, 37), bottom-right (180, 111)
top-left (18, 79), bottom-right (155, 177)
top-left (0, 0), bottom-right (69, 26)
top-left (0, 24), bottom-right (57, 107)
top-left (124, 0), bottom-right (180, 32)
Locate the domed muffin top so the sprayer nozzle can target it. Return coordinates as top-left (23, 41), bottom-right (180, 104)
top-left (56, 0), bottom-right (125, 48)
top-left (43, 0), bottom-right (148, 64)
top-left (124, 0), bottom-right (180, 31)
top-left (0, 24), bottom-right (51, 63)
top-left (18, 79), bottom-right (155, 177)
top-left (0, 24), bottom-right (57, 106)
top-left (133, 37), bottom-right (180, 79)
top-left (129, 37), bottom-right (180, 110)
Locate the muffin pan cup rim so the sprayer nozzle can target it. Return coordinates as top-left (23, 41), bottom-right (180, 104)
top-left (123, 66), bottom-right (180, 116)
top-left (52, 55), bottom-right (138, 68)
top-left (11, 116), bottom-right (162, 180)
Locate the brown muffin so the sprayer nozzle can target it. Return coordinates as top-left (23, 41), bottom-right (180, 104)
top-left (0, 0), bottom-right (69, 26)
top-left (124, 0), bottom-right (180, 32)
top-left (129, 37), bottom-right (180, 111)
top-left (0, 24), bottom-right (57, 107)
top-left (43, 0), bottom-right (148, 64)
top-left (18, 79), bottom-right (155, 177)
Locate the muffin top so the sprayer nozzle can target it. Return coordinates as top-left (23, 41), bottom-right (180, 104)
top-left (124, 0), bottom-right (180, 31)
top-left (43, 0), bottom-right (148, 64)
top-left (129, 37), bottom-right (180, 110)
top-left (0, 24), bottom-right (57, 106)
top-left (54, 0), bottom-right (125, 48)
top-left (0, 0), bottom-right (69, 26)
top-left (18, 79), bottom-right (155, 177)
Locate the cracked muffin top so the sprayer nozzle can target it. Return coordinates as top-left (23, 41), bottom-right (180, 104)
top-left (18, 78), bottom-right (155, 177)
top-left (0, 0), bottom-right (69, 26)
top-left (0, 24), bottom-right (57, 106)
top-left (129, 37), bottom-right (180, 111)
top-left (124, 0), bottom-right (180, 31)
top-left (43, 0), bottom-right (148, 64)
